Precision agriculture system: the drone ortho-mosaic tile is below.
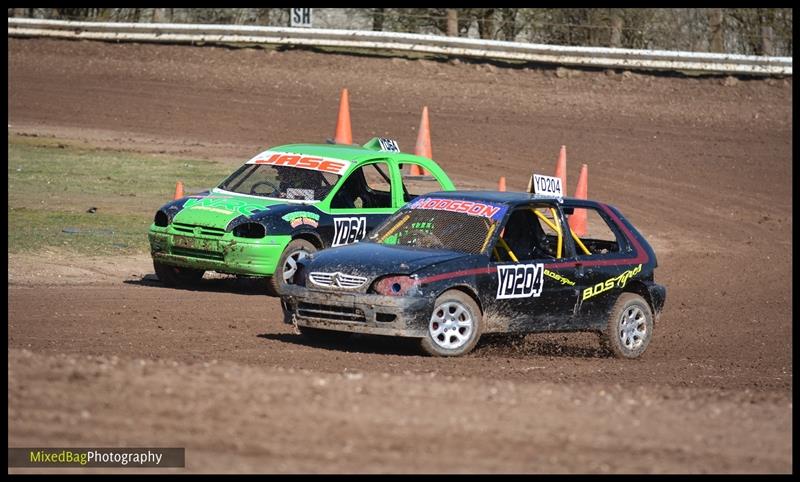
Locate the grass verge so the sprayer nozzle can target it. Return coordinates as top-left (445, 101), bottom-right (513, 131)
top-left (8, 135), bottom-right (232, 255)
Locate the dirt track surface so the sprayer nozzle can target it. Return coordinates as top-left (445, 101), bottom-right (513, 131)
top-left (8, 38), bottom-right (793, 473)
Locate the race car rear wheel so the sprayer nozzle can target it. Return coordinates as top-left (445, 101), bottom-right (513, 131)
top-left (266, 238), bottom-right (316, 296)
top-left (153, 261), bottom-right (204, 287)
top-left (601, 293), bottom-right (654, 359)
top-left (420, 290), bottom-right (483, 357)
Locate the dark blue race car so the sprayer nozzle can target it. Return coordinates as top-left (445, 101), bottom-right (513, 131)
top-left (280, 190), bottom-right (666, 357)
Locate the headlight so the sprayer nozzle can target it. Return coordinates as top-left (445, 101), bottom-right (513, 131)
top-left (233, 222), bottom-right (266, 239)
top-left (371, 275), bottom-right (418, 296)
top-left (154, 210), bottom-right (169, 227)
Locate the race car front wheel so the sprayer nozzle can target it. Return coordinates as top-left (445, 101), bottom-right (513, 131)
top-left (266, 238), bottom-right (316, 297)
top-left (601, 293), bottom-right (654, 359)
top-left (153, 261), bottom-right (204, 288)
top-left (420, 290), bottom-right (483, 357)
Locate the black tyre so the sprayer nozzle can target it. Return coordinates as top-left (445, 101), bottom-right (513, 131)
top-left (601, 293), bottom-right (654, 359)
top-left (420, 290), bottom-right (483, 357)
top-left (153, 261), bottom-right (204, 287)
top-left (266, 238), bottom-right (317, 297)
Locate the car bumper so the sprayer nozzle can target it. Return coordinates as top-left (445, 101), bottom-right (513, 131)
top-left (280, 285), bottom-right (435, 338)
top-left (149, 230), bottom-right (291, 276)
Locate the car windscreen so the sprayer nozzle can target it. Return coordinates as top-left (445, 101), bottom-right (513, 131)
top-left (367, 197), bottom-right (509, 254)
top-left (218, 164), bottom-right (340, 201)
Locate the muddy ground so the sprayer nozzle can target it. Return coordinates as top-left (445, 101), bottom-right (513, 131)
top-left (7, 38), bottom-right (793, 473)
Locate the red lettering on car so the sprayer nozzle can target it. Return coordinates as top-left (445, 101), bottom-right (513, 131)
top-left (457, 201), bottom-right (472, 213)
top-left (280, 155), bottom-right (302, 166)
top-left (411, 197), bottom-right (505, 220)
top-left (296, 156), bottom-right (323, 169)
top-left (481, 205), bottom-right (500, 218)
top-left (318, 160), bottom-right (346, 174)
top-left (253, 153), bottom-right (283, 164)
top-left (247, 151), bottom-right (351, 174)
top-left (468, 204), bottom-right (484, 215)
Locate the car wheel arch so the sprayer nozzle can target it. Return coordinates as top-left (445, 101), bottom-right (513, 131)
top-left (434, 284), bottom-right (483, 316)
top-left (291, 231), bottom-right (323, 249)
top-left (622, 280), bottom-right (655, 319)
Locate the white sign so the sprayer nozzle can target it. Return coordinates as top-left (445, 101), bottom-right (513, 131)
top-left (496, 263), bottom-right (544, 299)
top-left (332, 217), bottom-right (367, 247)
top-left (377, 138), bottom-right (400, 152)
top-left (531, 174), bottom-right (563, 198)
top-left (290, 8), bottom-right (313, 28)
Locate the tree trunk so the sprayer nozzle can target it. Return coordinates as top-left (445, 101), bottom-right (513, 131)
top-left (256, 8), bottom-right (270, 26)
top-left (500, 8), bottom-right (517, 41)
top-left (152, 8), bottom-right (168, 23)
top-left (446, 9), bottom-right (458, 37)
top-left (372, 8), bottom-right (384, 31)
top-left (478, 9), bottom-right (495, 39)
top-left (760, 25), bottom-right (774, 56)
top-left (759, 10), bottom-right (775, 56)
top-left (609, 11), bottom-right (624, 47)
top-left (586, 11), bottom-right (597, 46)
top-left (707, 8), bottom-right (724, 52)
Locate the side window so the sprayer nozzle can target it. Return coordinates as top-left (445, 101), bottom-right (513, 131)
top-left (399, 163), bottom-right (447, 202)
top-left (363, 162), bottom-right (392, 197)
top-left (492, 205), bottom-right (565, 262)
top-left (331, 162), bottom-right (393, 210)
top-left (567, 206), bottom-right (623, 257)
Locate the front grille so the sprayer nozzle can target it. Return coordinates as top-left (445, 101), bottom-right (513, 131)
top-left (309, 272), bottom-right (367, 289)
top-left (172, 223), bottom-right (226, 237)
top-left (172, 247), bottom-right (225, 261)
top-left (297, 302), bottom-right (366, 322)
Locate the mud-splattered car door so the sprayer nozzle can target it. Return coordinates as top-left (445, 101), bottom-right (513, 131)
top-left (481, 204), bottom-right (578, 332)
top-left (321, 160), bottom-right (398, 247)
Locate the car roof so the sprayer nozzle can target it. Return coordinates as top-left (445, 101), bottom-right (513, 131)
top-left (420, 190), bottom-right (603, 207)
top-left (269, 143), bottom-right (429, 165)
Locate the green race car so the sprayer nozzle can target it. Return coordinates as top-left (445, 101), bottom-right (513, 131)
top-left (148, 137), bottom-right (455, 295)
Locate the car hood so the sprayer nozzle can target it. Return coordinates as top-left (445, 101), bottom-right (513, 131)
top-left (168, 189), bottom-right (313, 229)
top-left (301, 242), bottom-right (469, 289)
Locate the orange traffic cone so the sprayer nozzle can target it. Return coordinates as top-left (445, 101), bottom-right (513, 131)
top-left (414, 106), bottom-right (432, 175)
top-left (334, 88), bottom-right (352, 145)
top-left (555, 145), bottom-right (567, 193)
top-left (568, 164), bottom-right (588, 236)
top-left (173, 180), bottom-right (184, 200)
top-left (498, 176), bottom-right (506, 192)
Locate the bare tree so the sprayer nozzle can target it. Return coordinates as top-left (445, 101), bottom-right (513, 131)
top-left (499, 8), bottom-right (518, 41)
top-left (758, 8), bottom-right (775, 55)
top-left (254, 8), bottom-right (270, 25)
top-left (609, 10), bottom-right (623, 47)
top-left (446, 9), bottom-right (458, 36)
top-left (707, 8), bottom-right (724, 52)
top-left (372, 8), bottom-right (384, 31)
top-left (152, 8), bottom-right (169, 23)
top-left (477, 9), bottom-right (495, 39)
top-left (12, 8), bottom-right (793, 55)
